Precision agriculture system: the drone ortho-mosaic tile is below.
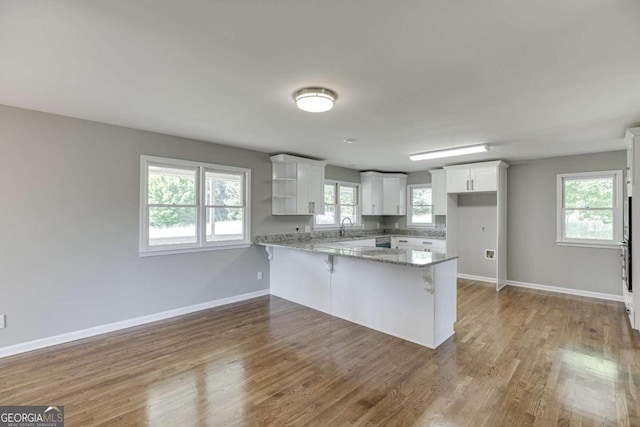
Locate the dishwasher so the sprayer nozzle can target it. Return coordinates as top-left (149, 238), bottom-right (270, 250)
top-left (375, 236), bottom-right (391, 248)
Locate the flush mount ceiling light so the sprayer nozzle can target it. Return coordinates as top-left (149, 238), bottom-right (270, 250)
top-left (409, 143), bottom-right (490, 161)
top-left (343, 138), bottom-right (358, 144)
top-left (294, 87), bottom-right (338, 113)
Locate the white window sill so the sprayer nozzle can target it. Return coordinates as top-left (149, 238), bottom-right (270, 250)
top-left (139, 243), bottom-right (252, 257)
top-left (406, 224), bottom-right (437, 229)
top-left (555, 241), bottom-right (620, 250)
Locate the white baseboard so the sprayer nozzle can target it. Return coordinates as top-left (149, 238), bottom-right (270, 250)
top-left (457, 273), bottom-right (497, 283)
top-left (458, 273), bottom-right (624, 302)
top-left (457, 274), bottom-right (623, 302)
top-left (0, 289), bottom-right (270, 359)
top-left (506, 280), bottom-right (623, 302)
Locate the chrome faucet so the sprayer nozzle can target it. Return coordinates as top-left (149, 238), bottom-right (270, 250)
top-left (339, 217), bottom-right (353, 236)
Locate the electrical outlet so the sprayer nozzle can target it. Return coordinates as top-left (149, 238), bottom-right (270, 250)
top-left (257, 272), bottom-right (263, 280)
top-left (394, 223), bottom-right (399, 229)
top-left (376, 222), bottom-right (380, 229)
top-left (304, 225), bottom-right (311, 232)
top-left (0, 314), bottom-right (5, 329)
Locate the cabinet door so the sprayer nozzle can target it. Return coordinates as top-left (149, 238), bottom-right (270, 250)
top-left (431, 171), bottom-right (447, 215)
top-left (470, 166), bottom-right (497, 192)
top-left (383, 177), bottom-right (403, 215)
top-left (446, 169), bottom-right (471, 193)
top-left (296, 163), bottom-right (324, 214)
top-left (627, 143), bottom-right (634, 196)
top-left (361, 174), bottom-right (383, 215)
top-left (361, 175), bottom-right (373, 215)
top-left (296, 163), bottom-right (312, 214)
top-left (309, 165), bottom-right (325, 214)
top-left (371, 175), bottom-right (383, 215)
top-left (397, 176), bottom-right (407, 215)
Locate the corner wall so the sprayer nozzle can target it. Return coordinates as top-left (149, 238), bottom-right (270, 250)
top-left (507, 151), bottom-right (625, 295)
top-left (0, 105), bottom-right (294, 348)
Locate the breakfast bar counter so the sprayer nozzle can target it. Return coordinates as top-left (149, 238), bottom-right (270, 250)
top-left (258, 238), bottom-right (458, 349)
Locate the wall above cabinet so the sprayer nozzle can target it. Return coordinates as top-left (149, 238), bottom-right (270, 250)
top-left (271, 154), bottom-right (327, 215)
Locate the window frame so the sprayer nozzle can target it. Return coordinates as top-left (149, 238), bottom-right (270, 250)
top-left (139, 155), bottom-right (251, 256)
top-left (407, 184), bottom-right (434, 228)
top-left (314, 180), bottom-right (361, 229)
top-left (556, 170), bottom-right (622, 249)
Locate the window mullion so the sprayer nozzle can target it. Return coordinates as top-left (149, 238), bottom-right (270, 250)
top-left (198, 166), bottom-right (205, 247)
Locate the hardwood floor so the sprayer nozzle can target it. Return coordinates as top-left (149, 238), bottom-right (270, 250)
top-left (1, 280), bottom-right (639, 426)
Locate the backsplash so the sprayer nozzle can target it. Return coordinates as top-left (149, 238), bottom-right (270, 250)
top-left (254, 228), bottom-right (446, 243)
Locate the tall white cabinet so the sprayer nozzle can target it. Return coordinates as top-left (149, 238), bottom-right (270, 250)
top-left (627, 127), bottom-right (640, 331)
top-left (360, 172), bottom-right (407, 216)
top-left (443, 161), bottom-right (509, 291)
top-left (271, 154), bottom-right (326, 215)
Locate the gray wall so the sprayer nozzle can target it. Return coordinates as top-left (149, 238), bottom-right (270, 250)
top-left (386, 154), bottom-right (625, 295)
top-left (325, 165), bottom-right (361, 183)
top-left (0, 105), bottom-right (307, 348)
top-left (508, 151), bottom-right (626, 295)
top-left (457, 193), bottom-right (498, 278)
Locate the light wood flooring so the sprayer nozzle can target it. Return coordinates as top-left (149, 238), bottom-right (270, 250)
top-left (1, 279), bottom-right (639, 426)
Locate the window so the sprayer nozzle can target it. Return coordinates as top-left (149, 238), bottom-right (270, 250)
top-left (315, 181), bottom-right (360, 228)
top-left (407, 184), bottom-right (433, 227)
top-left (140, 155), bottom-right (251, 255)
top-left (557, 170), bottom-right (622, 247)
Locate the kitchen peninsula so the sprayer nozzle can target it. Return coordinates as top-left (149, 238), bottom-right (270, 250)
top-left (257, 235), bottom-right (458, 349)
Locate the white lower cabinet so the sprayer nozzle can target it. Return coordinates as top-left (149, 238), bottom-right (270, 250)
top-left (393, 237), bottom-right (446, 253)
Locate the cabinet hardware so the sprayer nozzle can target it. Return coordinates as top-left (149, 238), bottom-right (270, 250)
top-left (422, 241), bottom-right (432, 245)
top-left (312, 202), bottom-right (315, 213)
top-left (471, 179), bottom-right (474, 190)
top-left (397, 205), bottom-right (400, 214)
top-left (399, 240), bottom-right (408, 243)
top-left (466, 180), bottom-right (469, 191)
top-left (372, 204), bottom-right (375, 213)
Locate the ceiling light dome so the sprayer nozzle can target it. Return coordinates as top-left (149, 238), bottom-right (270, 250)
top-left (294, 87), bottom-right (337, 113)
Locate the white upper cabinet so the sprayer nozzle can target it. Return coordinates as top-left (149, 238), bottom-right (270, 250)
top-left (360, 172), bottom-right (407, 215)
top-left (429, 169), bottom-right (447, 215)
top-left (382, 174), bottom-right (408, 215)
top-left (444, 161), bottom-right (508, 193)
top-left (271, 154), bottom-right (326, 215)
top-left (361, 172), bottom-right (384, 215)
top-left (626, 128), bottom-right (640, 195)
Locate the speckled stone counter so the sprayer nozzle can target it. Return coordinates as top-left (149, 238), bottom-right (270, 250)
top-left (254, 227), bottom-right (445, 244)
top-left (262, 234), bottom-right (458, 349)
top-left (257, 238), bottom-right (456, 268)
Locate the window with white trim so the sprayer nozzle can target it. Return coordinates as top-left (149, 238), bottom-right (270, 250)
top-left (140, 155), bottom-right (251, 255)
top-left (407, 184), bottom-right (434, 227)
top-left (314, 180), bottom-right (361, 228)
top-left (557, 170), bottom-right (622, 247)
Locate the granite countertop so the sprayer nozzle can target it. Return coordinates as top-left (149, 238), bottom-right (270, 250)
top-left (257, 238), bottom-right (457, 268)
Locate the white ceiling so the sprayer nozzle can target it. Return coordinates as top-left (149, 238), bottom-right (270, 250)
top-left (1, 1), bottom-right (639, 171)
